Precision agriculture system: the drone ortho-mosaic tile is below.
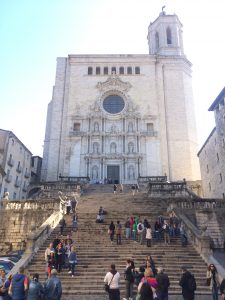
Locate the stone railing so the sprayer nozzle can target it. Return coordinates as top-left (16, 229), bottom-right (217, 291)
top-left (169, 207), bottom-right (212, 261)
top-left (169, 198), bottom-right (225, 209)
top-left (138, 176), bottom-right (167, 184)
top-left (3, 199), bottom-right (61, 210)
top-left (8, 211), bottom-right (63, 276)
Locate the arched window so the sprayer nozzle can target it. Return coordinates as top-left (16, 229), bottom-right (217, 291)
top-left (94, 122), bottom-right (99, 132)
top-left (128, 165), bottom-right (135, 180)
top-left (128, 122), bottom-right (133, 132)
top-left (96, 67), bottom-right (100, 75)
top-left (73, 123), bottom-right (80, 131)
top-left (110, 142), bottom-right (117, 153)
top-left (135, 67), bottom-right (140, 74)
top-left (93, 142), bottom-right (99, 153)
top-left (128, 142), bottom-right (134, 153)
top-left (119, 67), bottom-right (124, 74)
top-left (127, 67), bottom-right (132, 75)
top-left (166, 27), bottom-right (172, 45)
top-left (155, 32), bottom-right (159, 51)
top-left (88, 67), bottom-right (93, 75)
top-left (92, 166), bottom-right (98, 180)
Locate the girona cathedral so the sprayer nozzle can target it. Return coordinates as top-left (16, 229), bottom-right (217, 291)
top-left (41, 11), bottom-right (200, 184)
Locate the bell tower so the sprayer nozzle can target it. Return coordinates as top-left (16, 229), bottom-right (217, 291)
top-left (147, 9), bottom-right (184, 56)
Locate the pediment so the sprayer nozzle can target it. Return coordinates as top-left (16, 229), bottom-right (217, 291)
top-left (96, 74), bottom-right (132, 93)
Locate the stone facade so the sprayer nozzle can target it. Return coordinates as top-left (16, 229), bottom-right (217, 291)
top-left (41, 13), bottom-right (200, 183)
top-left (0, 129), bottom-right (32, 200)
top-left (31, 156), bottom-right (42, 184)
top-left (198, 87), bottom-right (225, 198)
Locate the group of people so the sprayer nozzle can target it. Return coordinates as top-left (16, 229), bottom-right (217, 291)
top-left (104, 255), bottom-right (170, 300)
top-left (0, 266), bottom-right (62, 300)
top-left (44, 233), bottom-right (78, 278)
top-left (96, 206), bottom-right (107, 223)
top-left (113, 184), bottom-right (139, 196)
top-left (107, 214), bottom-right (187, 248)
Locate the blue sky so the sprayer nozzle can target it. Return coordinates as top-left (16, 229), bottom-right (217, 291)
top-left (1, 0), bottom-right (225, 156)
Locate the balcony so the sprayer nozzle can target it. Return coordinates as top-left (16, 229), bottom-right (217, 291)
top-left (140, 130), bottom-right (158, 137)
top-left (16, 165), bottom-right (22, 173)
top-left (14, 180), bottom-right (21, 188)
top-left (24, 171), bottom-right (30, 178)
top-left (7, 158), bottom-right (14, 167)
top-left (5, 175), bottom-right (12, 183)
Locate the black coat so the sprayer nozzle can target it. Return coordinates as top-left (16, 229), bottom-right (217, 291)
top-left (179, 271), bottom-right (195, 300)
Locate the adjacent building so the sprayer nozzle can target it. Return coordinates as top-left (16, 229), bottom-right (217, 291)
top-left (0, 129), bottom-right (32, 200)
top-left (198, 87), bottom-right (225, 199)
top-left (41, 11), bottom-right (200, 184)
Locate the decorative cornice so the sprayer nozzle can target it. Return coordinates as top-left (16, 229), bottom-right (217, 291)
top-left (96, 73), bottom-right (132, 93)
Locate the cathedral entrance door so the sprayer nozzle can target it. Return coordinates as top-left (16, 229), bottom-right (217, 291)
top-left (107, 165), bottom-right (120, 184)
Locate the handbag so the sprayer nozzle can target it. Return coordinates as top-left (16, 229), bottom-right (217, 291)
top-left (104, 273), bottom-right (115, 293)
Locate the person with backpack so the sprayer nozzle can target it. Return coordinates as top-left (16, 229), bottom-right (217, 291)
top-left (137, 221), bottom-right (144, 244)
top-left (104, 264), bottom-right (120, 300)
top-left (156, 267), bottom-right (170, 300)
top-left (123, 259), bottom-right (135, 300)
top-left (27, 273), bottom-right (44, 300)
top-left (179, 266), bottom-right (196, 300)
top-left (8, 266), bottom-right (29, 300)
top-left (44, 269), bottom-right (62, 300)
top-left (137, 268), bottom-right (157, 300)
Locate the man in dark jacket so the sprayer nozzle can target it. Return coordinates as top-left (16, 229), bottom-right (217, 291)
top-left (45, 268), bottom-right (62, 300)
top-left (179, 266), bottom-right (196, 300)
top-left (9, 266), bottom-right (29, 300)
top-left (156, 267), bottom-right (170, 300)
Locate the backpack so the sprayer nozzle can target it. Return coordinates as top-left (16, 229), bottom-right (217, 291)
top-left (138, 223), bottom-right (143, 231)
top-left (187, 274), bottom-right (197, 292)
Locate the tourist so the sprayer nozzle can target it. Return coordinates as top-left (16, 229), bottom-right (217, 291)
top-left (179, 266), bottom-right (196, 300)
top-left (137, 220), bottom-right (145, 244)
top-left (59, 218), bottom-right (66, 235)
top-left (116, 220), bottom-right (122, 245)
top-left (0, 267), bottom-right (8, 300)
top-left (45, 243), bottom-right (55, 278)
top-left (132, 221), bottom-right (137, 241)
top-left (146, 224), bottom-right (152, 247)
top-left (125, 217), bottom-right (131, 240)
top-left (27, 273), bottom-right (44, 300)
top-left (55, 243), bottom-right (64, 273)
top-left (162, 221), bottom-right (170, 244)
top-left (71, 197), bottom-right (77, 213)
top-left (137, 268), bottom-right (157, 299)
top-left (104, 264), bottom-right (120, 300)
top-left (134, 266), bottom-right (145, 287)
top-left (72, 213), bottom-right (78, 231)
top-left (123, 259), bottom-right (135, 300)
top-left (144, 255), bottom-right (156, 278)
top-left (47, 250), bottom-right (56, 278)
top-left (131, 184), bottom-right (135, 196)
top-left (180, 225), bottom-right (188, 247)
top-left (68, 246), bottom-right (77, 278)
top-left (206, 264), bottom-right (220, 300)
top-left (108, 221), bottom-right (115, 244)
top-left (120, 183), bottom-right (123, 193)
top-left (113, 184), bottom-right (117, 194)
top-left (154, 220), bottom-right (161, 241)
top-left (44, 269), bottom-right (62, 300)
top-left (156, 267), bottom-right (170, 300)
top-left (220, 277), bottom-right (225, 298)
top-left (8, 266), bottom-right (29, 300)
top-left (66, 198), bottom-right (72, 215)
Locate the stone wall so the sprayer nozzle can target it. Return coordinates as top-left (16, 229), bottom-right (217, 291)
top-left (0, 199), bottom-right (60, 254)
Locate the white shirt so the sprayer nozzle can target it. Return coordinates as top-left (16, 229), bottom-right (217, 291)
top-left (104, 271), bottom-right (120, 289)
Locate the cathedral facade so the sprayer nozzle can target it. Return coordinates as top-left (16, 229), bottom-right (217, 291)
top-left (41, 12), bottom-right (200, 184)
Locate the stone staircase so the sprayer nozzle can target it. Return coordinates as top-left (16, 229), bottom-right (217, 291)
top-left (26, 184), bottom-right (211, 299)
